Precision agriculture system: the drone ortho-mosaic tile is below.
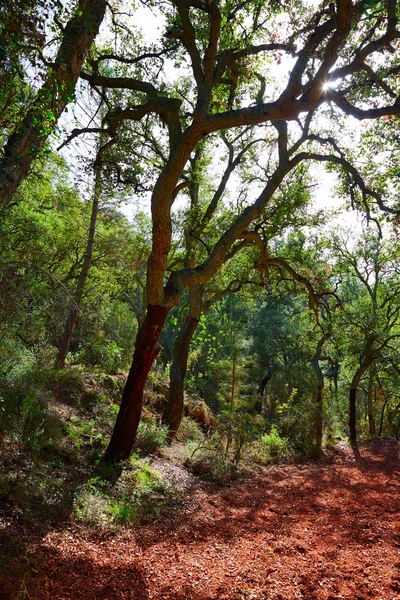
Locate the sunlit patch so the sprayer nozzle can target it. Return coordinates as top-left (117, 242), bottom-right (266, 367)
top-left (322, 81), bottom-right (331, 92)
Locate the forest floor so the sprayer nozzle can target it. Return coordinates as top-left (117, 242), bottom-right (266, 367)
top-left (1, 439), bottom-right (400, 600)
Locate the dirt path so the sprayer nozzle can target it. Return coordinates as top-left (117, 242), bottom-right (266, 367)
top-left (2, 440), bottom-right (400, 599)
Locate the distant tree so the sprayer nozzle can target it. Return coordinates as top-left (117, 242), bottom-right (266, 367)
top-left (330, 228), bottom-right (400, 442)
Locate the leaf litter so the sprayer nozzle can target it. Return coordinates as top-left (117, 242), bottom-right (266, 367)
top-left (1, 439), bottom-right (400, 599)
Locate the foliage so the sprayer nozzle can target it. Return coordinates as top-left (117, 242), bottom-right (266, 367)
top-left (249, 426), bottom-right (293, 465)
top-left (185, 410), bottom-right (263, 484)
top-left (134, 418), bottom-right (169, 454)
top-left (175, 416), bottom-right (204, 444)
top-left (73, 455), bottom-right (179, 527)
top-left (75, 337), bottom-right (123, 373)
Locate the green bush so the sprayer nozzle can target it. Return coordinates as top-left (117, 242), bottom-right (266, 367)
top-left (175, 416), bottom-right (204, 443)
top-left (0, 369), bottom-right (50, 452)
top-left (183, 410), bottom-right (264, 484)
top-left (186, 446), bottom-right (233, 485)
top-left (134, 417), bottom-right (168, 453)
top-left (73, 456), bottom-right (179, 527)
top-left (76, 337), bottom-right (123, 373)
top-left (277, 400), bottom-right (316, 456)
top-left (73, 477), bottom-right (113, 527)
top-left (250, 426), bottom-right (293, 465)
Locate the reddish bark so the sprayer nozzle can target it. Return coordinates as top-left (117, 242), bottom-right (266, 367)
top-left (105, 304), bottom-right (170, 462)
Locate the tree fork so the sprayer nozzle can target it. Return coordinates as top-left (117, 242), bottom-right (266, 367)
top-left (105, 304), bottom-right (171, 462)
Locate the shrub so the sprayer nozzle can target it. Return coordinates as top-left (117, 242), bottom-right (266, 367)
top-left (250, 426), bottom-right (293, 465)
top-left (175, 416), bottom-right (204, 443)
top-left (73, 457), bottom-right (179, 527)
top-left (186, 446), bottom-right (233, 485)
top-left (277, 400), bottom-right (316, 456)
top-left (73, 478), bottom-right (113, 527)
top-left (76, 337), bottom-right (123, 373)
top-left (134, 417), bottom-right (168, 453)
top-left (185, 412), bottom-right (263, 484)
top-left (0, 370), bottom-right (50, 452)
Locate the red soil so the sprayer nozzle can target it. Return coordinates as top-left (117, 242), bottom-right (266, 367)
top-left (2, 440), bottom-right (400, 599)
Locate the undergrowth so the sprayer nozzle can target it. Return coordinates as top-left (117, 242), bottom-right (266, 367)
top-left (73, 454), bottom-right (180, 527)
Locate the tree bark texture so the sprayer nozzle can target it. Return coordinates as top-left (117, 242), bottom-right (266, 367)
top-left (163, 285), bottom-right (202, 438)
top-left (349, 387), bottom-right (357, 442)
top-left (105, 304), bottom-right (170, 462)
top-left (55, 161), bottom-right (101, 368)
top-left (310, 332), bottom-right (330, 453)
top-left (162, 315), bottom-right (200, 438)
top-left (0, 0), bottom-right (106, 209)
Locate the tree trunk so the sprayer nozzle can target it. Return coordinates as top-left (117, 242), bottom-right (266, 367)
top-left (367, 370), bottom-right (376, 437)
top-left (230, 332), bottom-right (237, 411)
top-left (310, 332), bottom-right (330, 454)
top-left (0, 0), bottom-right (106, 209)
top-left (309, 356), bottom-right (325, 454)
top-left (349, 341), bottom-right (376, 443)
top-left (163, 286), bottom-right (202, 438)
top-left (55, 162), bottom-right (101, 368)
top-left (378, 398), bottom-right (387, 437)
top-left (349, 387), bottom-right (357, 442)
top-left (105, 304), bottom-right (171, 462)
top-left (162, 316), bottom-right (199, 438)
top-left (314, 368), bottom-right (324, 453)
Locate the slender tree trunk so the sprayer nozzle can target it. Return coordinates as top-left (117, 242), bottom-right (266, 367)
top-left (105, 304), bottom-right (170, 462)
top-left (349, 337), bottom-right (376, 443)
top-left (55, 162), bottom-right (101, 368)
top-left (349, 364), bottom-right (371, 442)
top-left (378, 398), bottom-right (387, 437)
top-left (313, 363), bottom-right (324, 453)
top-left (163, 286), bottom-right (202, 438)
top-left (349, 387), bottom-right (357, 442)
top-left (0, 0), bottom-right (106, 209)
top-left (367, 370), bottom-right (376, 437)
top-left (226, 330), bottom-right (237, 456)
top-left (230, 331), bottom-right (237, 411)
top-left (310, 332), bottom-right (330, 454)
top-left (162, 317), bottom-right (199, 438)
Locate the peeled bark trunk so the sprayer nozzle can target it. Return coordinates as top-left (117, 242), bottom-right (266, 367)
top-left (105, 304), bottom-right (170, 463)
top-left (162, 316), bottom-right (199, 438)
top-left (55, 164), bottom-right (100, 368)
top-left (0, 0), bottom-right (106, 209)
